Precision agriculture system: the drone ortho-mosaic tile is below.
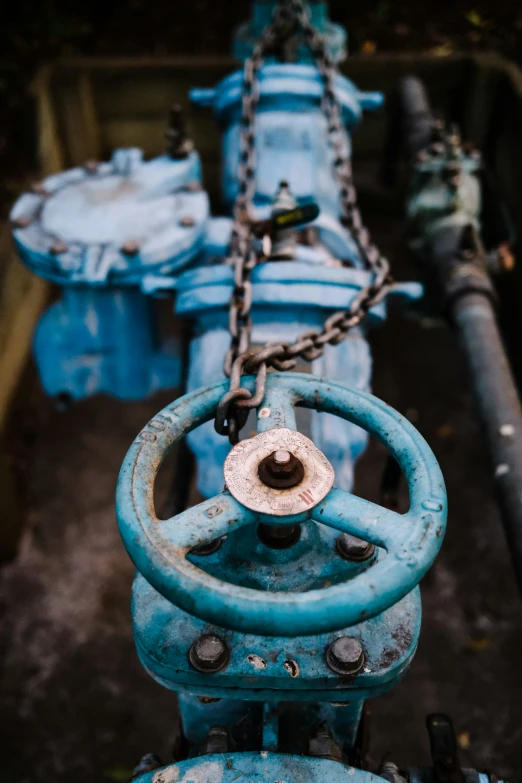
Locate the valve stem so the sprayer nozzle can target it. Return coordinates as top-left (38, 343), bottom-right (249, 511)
top-left (165, 103), bottom-right (194, 159)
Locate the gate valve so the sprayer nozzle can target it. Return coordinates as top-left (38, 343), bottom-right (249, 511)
top-left (10, 146), bottom-right (209, 401)
top-left (117, 372), bottom-right (447, 638)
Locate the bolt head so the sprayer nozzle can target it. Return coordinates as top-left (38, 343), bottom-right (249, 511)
top-left (257, 523), bottom-right (301, 550)
top-left (308, 722), bottom-right (342, 762)
top-left (50, 240), bottom-right (68, 255)
top-left (258, 450), bottom-right (305, 488)
top-left (190, 537), bottom-right (224, 556)
top-left (179, 215), bottom-right (195, 228)
top-left (11, 215), bottom-right (32, 229)
top-left (31, 182), bottom-right (49, 196)
top-left (132, 753), bottom-right (162, 777)
top-left (189, 634), bottom-right (230, 673)
top-left (121, 240), bottom-right (140, 256)
top-left (84, 160), bottom-right (99, 174)
top-left (336, 533), bottom-right (375, 562)
top-left (325, 636), bottom-right (364, 675)
top-left (185, 181), bottom-right (202, 192)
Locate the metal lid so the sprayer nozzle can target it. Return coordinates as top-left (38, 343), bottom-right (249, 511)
top-left (10, 148), bottom-right (209, 286)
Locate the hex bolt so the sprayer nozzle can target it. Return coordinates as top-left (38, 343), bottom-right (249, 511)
top-left (120, 240), bottom-right (140, 257)
top-left (190, 537), bottom-right (224, 556)
top-left (199, 725), bottom-right (232, 755)
top-left (308, 722), bottom-right (343, 762)
top-left (185, 181), bottom-right (202, 192)
top-left (131, 753), bottom-right (162, 778)
top-left (379, 761), bottom-right (407, 783)
top-left (325, 636), bottom-right (364, 675)
top-left (11, 215), bottom-right (32, 229)
top-left (189, 634), bottom-right (230, 673)
top-left (258, 523), bottom-right (301, 550)
top-left (179, 215), bottom-right (195, 228)
top-left (84, 159), bottom-right (99, 174)
top-left (258, 450), bottom-right (305, 489)
top-left (31, 182), bottom-right (49, 196)
top-left (50, 240), bottom-right (68, 255)
top-left (336, 533), bottom-right (375, 562)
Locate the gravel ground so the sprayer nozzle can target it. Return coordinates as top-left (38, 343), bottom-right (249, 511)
top-left (0, 184), bottom-right (521, 782)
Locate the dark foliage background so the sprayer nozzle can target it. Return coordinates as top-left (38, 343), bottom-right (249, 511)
top-left (0, 1), bottom-right (520, 178)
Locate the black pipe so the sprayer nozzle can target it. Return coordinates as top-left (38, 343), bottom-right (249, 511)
top-left (397, 76), bottom-right (438, 161)
top-left (452, 292), bottom-right (522, 589)
top-left (399, 76), bottom-right (522, 596)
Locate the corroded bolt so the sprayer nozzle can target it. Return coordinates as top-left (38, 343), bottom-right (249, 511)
top-left (189, 634), bottom-right (230, 673)
top-left (336, 533), bottom-right (375, 562)
top-left (31, 182), bottom-right (49, 196)
top-left (11, 215), bottom-right (32, 229)
top-left (257, 522), bottom-right (301, 550)
top-left (258, 450), bottom-right (304, 489)
top-left (131, 753), bottom-right (162, 778)
top-left (84, 159), bottom-right (99, 174)
top-left (121, 240), bottom-right (140, 256)
top-left (179, 215), bottom-right (195, 228)
top-left (190, 537), bottom-right (223, 556)
top-left (308, 722), bottom-right (342, 762)
top-left (325, 636), bottom-right (364, 675)
top-left (199, 725), bottom-right (232, 755)
top-left (50, 240), bottom-right (68, 255)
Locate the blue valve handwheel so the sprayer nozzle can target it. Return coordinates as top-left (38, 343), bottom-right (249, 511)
top-left (116, 373), bottom-right (447, 637)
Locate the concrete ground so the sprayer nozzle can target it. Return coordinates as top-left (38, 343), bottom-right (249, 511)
top-left (1, 188), bottom-right (522, 782)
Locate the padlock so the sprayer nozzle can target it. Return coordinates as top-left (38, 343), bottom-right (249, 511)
top-left (117, 373), bottom-right (447, 755)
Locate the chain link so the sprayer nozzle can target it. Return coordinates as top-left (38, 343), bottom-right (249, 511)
top-left (216, 0), bottom-right (393, 443)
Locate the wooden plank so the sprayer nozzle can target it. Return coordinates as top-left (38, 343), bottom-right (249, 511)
top-left (0, 66), bottom-right (69, 561)
top-left (0, 237), bottom-right (48, 429)
top-left (0, 224), bottom-right (48, 563)
top-left (0, 64), bottom-right (68, 433)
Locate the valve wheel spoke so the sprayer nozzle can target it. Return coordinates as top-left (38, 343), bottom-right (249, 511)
top-left (161, 492), bottom-right (257, 553)
top-left (312, 487), bottom-right (409, 551)
top-left (256, 385), bottom-right (298, 433)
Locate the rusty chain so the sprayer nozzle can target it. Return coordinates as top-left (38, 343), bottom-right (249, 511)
top-left (216, 0), bottom-right (393, 443)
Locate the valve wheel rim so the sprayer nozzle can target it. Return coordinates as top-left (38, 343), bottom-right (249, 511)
top-left (116, 372), bottom-right (447, 637)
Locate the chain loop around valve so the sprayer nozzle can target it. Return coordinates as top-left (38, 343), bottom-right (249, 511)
top-left (215, 357), bottom-right (267, 443)
top-left (215, 0), bottom-right (394, 443)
